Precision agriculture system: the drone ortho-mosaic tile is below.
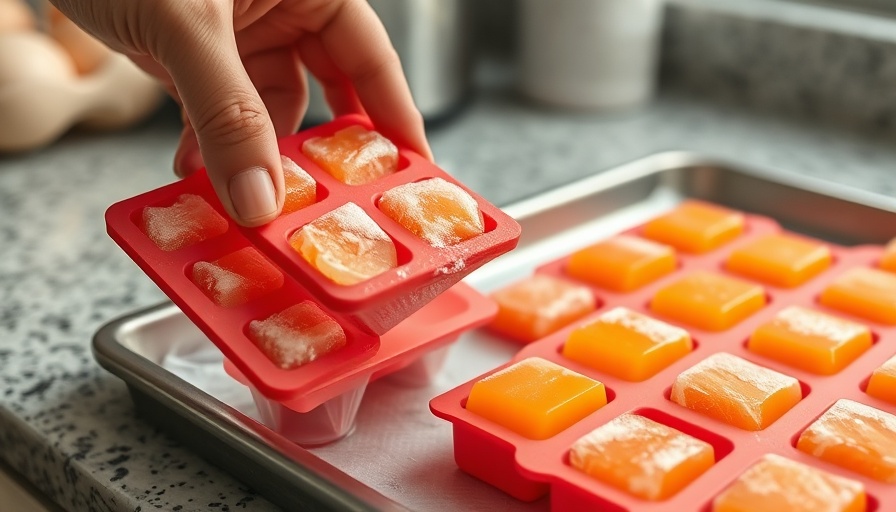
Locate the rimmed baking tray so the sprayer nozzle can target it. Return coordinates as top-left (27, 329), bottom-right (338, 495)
top-left (93, 151), bottom-right (896, 511)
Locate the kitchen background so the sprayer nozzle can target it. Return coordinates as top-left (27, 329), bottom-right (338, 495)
top-left (2, 0), bottom-right (896, 510)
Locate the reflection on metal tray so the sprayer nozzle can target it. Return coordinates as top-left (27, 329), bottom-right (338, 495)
top-left (93, 151), bottom-right (896, 511)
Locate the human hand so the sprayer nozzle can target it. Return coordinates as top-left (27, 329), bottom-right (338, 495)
top-left (49, 0), bottom-right (432, 226)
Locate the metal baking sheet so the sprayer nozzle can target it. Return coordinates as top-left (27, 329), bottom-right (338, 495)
top-left (93, 151), bottom-right (896, 511)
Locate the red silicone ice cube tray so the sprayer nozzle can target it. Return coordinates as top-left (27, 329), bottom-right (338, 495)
top-left (431, 203), bottom-right (896, 511)
top-left (105, 114), bottom-right (519, 402)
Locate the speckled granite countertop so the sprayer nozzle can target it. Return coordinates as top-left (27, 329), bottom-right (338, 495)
top-left (1, 84), bottom-right (895, 511)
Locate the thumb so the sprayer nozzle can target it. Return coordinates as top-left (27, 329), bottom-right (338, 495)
top-left (160, 14), bottom-right (284, 227)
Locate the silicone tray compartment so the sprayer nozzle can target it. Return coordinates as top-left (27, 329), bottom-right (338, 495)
top-left (431, 210), bottom-right (896, 511)
top-left (104, 114), bottom-right (520, 403)
top-left (223, 282), bottom-right (496, 445)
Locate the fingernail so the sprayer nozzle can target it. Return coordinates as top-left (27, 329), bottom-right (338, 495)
top-left (229, 167), bottom-right (277, 222)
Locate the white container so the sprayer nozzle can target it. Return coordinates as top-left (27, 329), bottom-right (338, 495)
top-left (518, 0), bottom-right (663, 110)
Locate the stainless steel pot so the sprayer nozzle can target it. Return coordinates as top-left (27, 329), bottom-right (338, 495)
top-left (304, 0), bottom-right (471, 125)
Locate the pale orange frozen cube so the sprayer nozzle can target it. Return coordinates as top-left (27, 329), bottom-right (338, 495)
top-left (570, 413), bottom-right (714, 500)
top-left (248, 301), bottom-right (347, 369)
top-left (670, 353), bottom-right (801, 430)
top-left (288, 203), bottom-right (397, 285)
top-left (280, 155), bottom-right (316, 214)
top-left (566, 235), bottom-right (677, 292)
top-left (650, 271), bottom-right (766, 331)
top-left (797, 399), bottom-right (896, 483)
top-left (642, 201), bottom-right (744, 253)
top-left (820, 267), bottom-right (896, 324)
top-left (489, 275), bottom-right (597, 343)
top-left (378, 177), bottom-right (484, 247)
top-left (563, 307), bottom-right (692, 381)
top-left (191, 247), bottom-right (284, 307)
top-left (301, 125), bottom-right (398, 185)
top-left (867, 354), bottom-right (896, 404)
top-left (725, 233), bottom-right (831, 287)
top-left (712, 454), bottom-right (866, 512)
top-left (881, 238), bottom-right (896, 273)
top-left (748, 306), bottom-right (871, 375)
top-left (466, 357), bottom-right (607, 440)
top-left (141, 194), bottom-right (228, 251)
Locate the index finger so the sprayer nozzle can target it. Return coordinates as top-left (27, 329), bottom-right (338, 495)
top-left (317, 0), bottom-right (432, 160)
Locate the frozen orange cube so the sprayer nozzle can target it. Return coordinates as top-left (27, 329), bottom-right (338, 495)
top-left (191, 247), bottom-right (284, 307)
top-left (748, 306), bottom-right (871, 375)
top-left (820, 267), bottom-right (896, 324)
top-left (881, 238), bottom-right (896, 273)
top-left (141, 194), bottom-right (228, 251)
top-left (570, 413), bottom-right (714, 500)
top-left (797, 399), bottom-right (896, 483)
top-left (466, 357), bottom-right (607, 440)
top-left (288, 203), bottom-right (397, 286)
top-left (489, 275), bottom-right (597, 343)
top-left (302, 125), bottom-right (398, 185)
top-left (867, 354), bottom-right (896, 404)
top-left (671, 353), bottom-right (801, 430)
top-left (642, 201), bottom-right (744, 253)
top-left (566, 235), bottom-right (677, 292)
top-left (712, 454), bottom-right (866, 512)
top-left (650, 271), bottom-right (766, 331)
top-left (378, 177), bottom-right (484, 247)
top-left (725, 233), bottom-right (831, 287)
top-left (280, 155), bottom-right (316, 215)
top-left (248, 301), bottom-right (347, 369)
top-left (563, 307), bottom-right (692, 381)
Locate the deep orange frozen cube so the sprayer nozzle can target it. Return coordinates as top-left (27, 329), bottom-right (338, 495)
top-left (489, 275), bottom-right (597, 343)
top-left (797, 399), bottom-right (896, 483)
top-left (141, 194), bottom-right (228, 251)
top-left (302, 125), bottom-right (398, 185)
top-left (725, 233), bottom-right (831, 287)
top-left (563, 307), bottom-right (692, 381)
top-left (670, 353), bottom-right (801, 431)
top-left (881, 238), bottom-right (896, 273)
top-left (748, 306), bottom-right (872, 375)
top-left (820, 267), bottom-right (896, 325)
top-left (191, 247), bottom-right (284, 308)
top-left (465, 357), bottom-right (607, 440)
top-left (248, 301), bottom-right (347, 369)
top-left (570, 413), bottom-right (714, 500)
top-left (280, 155), bottom-right (316, 215)
top-left (378, 177), bottom-right (484, 247)
top-left (642, 201), bottom-right (744, 253)
top-left (712, 454), bottom-right (866, 512)
top-left (288, 203), bottom-right (397, 286)
top-left (566, 235), bottom-right (677, 292)
top-left (867, 354), bottom-right (896, 404)
top-left (650, 271), bottom-right (766, 331)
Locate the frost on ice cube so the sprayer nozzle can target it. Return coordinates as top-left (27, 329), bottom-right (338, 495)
top-left (288, 202), bottom-right (397, 285)
top-left (379, 177), bottom-right (484, 247)
top-left (191, 247), bottom-right (284, 307)
top-left (301, 126), bottom-right (398, 185)
top-left (280, 155), bottom-right (316, 215)
top-left (141, 194), bottom-right (228, 251)
top-left (248, 301), bottom-right (347, 369)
